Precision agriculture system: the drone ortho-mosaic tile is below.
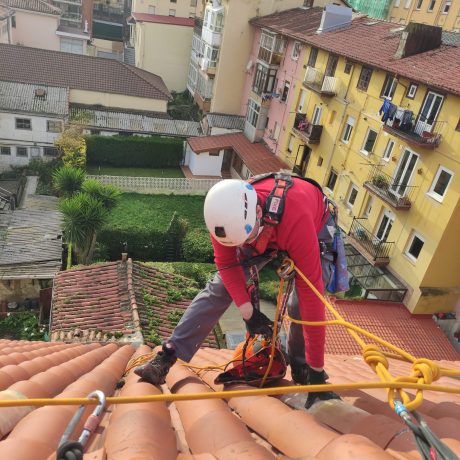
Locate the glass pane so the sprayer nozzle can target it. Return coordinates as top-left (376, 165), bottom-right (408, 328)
top-left (409, 237), bottom-right (423, 258)
top-left (433, 170), bottom-right (451, 196)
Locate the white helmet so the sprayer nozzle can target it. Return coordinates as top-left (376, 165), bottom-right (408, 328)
top-left (204, 179), bottom-right (258, 246)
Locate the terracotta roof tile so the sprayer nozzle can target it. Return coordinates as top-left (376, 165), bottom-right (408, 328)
top-left (1, 0), bottom-right (61, 15)
top-left (187, 132), bottom-right (288, 175)
top-left (0, 44), bottom-right (171, 101)
top-left (130, 12), bottom-right (195, 27)
top-left (0, 339), bottom-right (458, 459)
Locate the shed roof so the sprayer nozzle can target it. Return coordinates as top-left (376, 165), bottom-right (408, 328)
top-left (0, 0), bottom-right (60, 15)
top-left (205, 112), bottom-right (245, 130)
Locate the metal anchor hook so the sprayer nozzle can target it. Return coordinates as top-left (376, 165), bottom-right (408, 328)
top-left (57, 390), bottom-right (106, 460)
top-left (277, 257), bottom-right (295, 280)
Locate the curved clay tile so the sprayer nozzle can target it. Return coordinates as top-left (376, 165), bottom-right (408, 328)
top-left (0, 364), bottom-right (29, 388)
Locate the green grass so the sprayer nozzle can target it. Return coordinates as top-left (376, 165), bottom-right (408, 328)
top-left (106, 193), bottom-right (206, 231)
top-left (86, 166), bottom-right (184, 178)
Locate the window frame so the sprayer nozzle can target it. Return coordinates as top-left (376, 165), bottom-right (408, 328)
top-left (246, 99), bottom-right (260, 128)
top-left (46, 120), bottom-right (62, 133)
top-left (382, 139), bottom-right (395, 161)
top-left (287, 134), bottom-right (295, 153)
top-left (405, 232), bottom-right (425, 262)
top-left (307, 47), bottom-right (318, 68)
top-left (427, 0), bottom-right (436, 11)
top-left (281, 80), bottom-right (290, 102)
top-left (357, 66), bottom-right (373, 91)
top-left (404, 0), bottom-right (412, 8)
top-left (326, 169), bottom-right (338, 191)
top-left (252, 63), bottom-right (277, 96)
top-left (427, 166), bottom-right (453, 202)
top-left (442, 0), bottom-right (451, 13)
top-left (15, 118), bottom-right (31, 130)
top-left (406, 83), bottom-right (418, 99)
top-left (346, 183), bottom-right (359, 208)
top-left (380, 74), bottom-right (397, 99)
top-left (361, 128), bottom-right (378, 155)
top-left (0, 146), bottom-right (11, 155)
top-left (43, 146), bottom-right (59, 157)
top-left (363, 195), bottom-right (373, 218)
top-left (16, 146), bottom-right (28, 157)
top-left (341, 116), bottom-right (355, 143)
top-left (416, 0), bottom-right (423, 8)
top-left (291, 41), bottom-right (301, 61)
top-left (169, 9), bottom-right (176, 16)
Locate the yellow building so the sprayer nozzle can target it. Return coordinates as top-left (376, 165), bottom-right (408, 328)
top-left (131, 0), bottom-right (204, 18)
top-left (389, 0), bottom-right (460, 31)
top-left (271, 18), bottom-right (459, 314)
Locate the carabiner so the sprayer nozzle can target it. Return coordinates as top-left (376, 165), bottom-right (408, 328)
top-left (277, 257), bottom-right (295, 280)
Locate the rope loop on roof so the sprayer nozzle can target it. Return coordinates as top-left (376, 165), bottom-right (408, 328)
top-left (363, 345), bottom-right (389, 371)
top-left (412, 358), bottom-right (441, 385)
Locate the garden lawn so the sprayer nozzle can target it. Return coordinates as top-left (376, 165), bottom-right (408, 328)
top-left (86, 166), bottom-right (184, 178)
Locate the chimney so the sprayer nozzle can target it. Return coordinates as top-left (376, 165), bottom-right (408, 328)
top-left (121, 253), bottom-right (128, 263)
top-left (394, 22), bottom-right (442, 59)
top-left (317, 4), bottom-right (352, 34)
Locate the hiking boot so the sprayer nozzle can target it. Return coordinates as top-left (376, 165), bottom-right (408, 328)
top-left (290, 362), bottom-right (329, 385)
top-left (304, 367), bottom-right (341, 410)
top-left (134, 343), bottom-right (177, 385)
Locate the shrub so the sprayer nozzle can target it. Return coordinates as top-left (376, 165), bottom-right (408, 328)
top-left (149, 262), bottom-right (215, 288)
top-left (182, 228), bottom-right (214, 263)
top-left (86, 135), bottom-right (184, 168)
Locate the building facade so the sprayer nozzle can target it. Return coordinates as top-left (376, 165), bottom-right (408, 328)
top-left (241, 7), bottom-right (460, 314)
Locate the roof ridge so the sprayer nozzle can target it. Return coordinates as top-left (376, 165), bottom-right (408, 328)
top-left (126, 258), bottom-right (141, 333)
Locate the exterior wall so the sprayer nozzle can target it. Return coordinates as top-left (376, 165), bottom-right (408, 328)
top-left (69, 89), bottom-right (168, 113)
top-left (132, 0), bottom-right (204, 18)
top-left (0, 111), bottom-right (63, 170)
top-left (11, 10), bottom-right (60, 50)
top-left (134, 21), bottom-right (193, 92)
top-left (0, 16), bottom-right (12, 43)
top-left (389, 0), bottom-right (460, 31)
top-left (210, 0), bottom-right (304, 114)
top-left (0, 280), bottom-right (41, 303)
top-left (187, 149), bottom-right (222, 176)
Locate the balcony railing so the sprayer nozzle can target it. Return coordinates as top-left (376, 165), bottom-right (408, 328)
top-left (348, 218), bottom-right (394, 266)
top-left (303, 66), bottom-right (338, 97)
top-left (292, 113), bottom-right (323, 144)
top-left (383, 113), bottom-right (444, 149)
top-left (363, 165), bottom-right (417, 210)
top-left (257, 47), bottom-right (283, 66)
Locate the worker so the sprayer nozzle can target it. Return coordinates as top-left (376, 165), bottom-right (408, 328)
top-left (135, 176), bottom-right (342, 409)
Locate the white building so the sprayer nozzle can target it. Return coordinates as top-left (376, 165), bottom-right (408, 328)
top-left (0, 81), bottom-right (68, 170)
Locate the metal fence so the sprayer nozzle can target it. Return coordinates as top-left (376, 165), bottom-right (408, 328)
top-left (87, 175), bottom-right (221, 195)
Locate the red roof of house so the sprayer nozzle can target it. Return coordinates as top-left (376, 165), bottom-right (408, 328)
top-left (130, 12), bottom-right (195, 27)
top-left (325, 299), bottom-right (460, 361)
top-left (187, 132), bottom-right (288, 175)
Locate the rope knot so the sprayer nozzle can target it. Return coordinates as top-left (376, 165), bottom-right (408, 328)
top-left (363, 345), bottom-right (388, 370)
top-left (412, 359), bottom-right (441, 384)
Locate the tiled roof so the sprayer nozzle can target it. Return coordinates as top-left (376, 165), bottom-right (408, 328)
top-left (0, 44), bottom-right (171, 101)
top-left (0, 80), bottom-right (68, 116)
top-left (51, 260), bottom-right (220, 348)
top-left (129, 12), bottom-right (195, 27)
top-left (70, 104), bottom-right (202, 137)
top-left (325, 299), bottom-right (460, 361)
top-left (0, 339), bottom-right (458, 459)
top-left (0, 0), bottom-right (61, 15)
top-left (251, 9), bottom-right (460, 96)
top-left (0, 209), bottom-right (63, 279)
top-left (187, 132), bottom-right (288, 175)
top-left (205, 112), bottom-right (245, 130)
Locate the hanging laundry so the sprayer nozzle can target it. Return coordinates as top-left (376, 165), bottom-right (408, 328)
top-left (400, 110), bottom-right (414, 131)
top-left (379, 98), bottom-right (391, 122)
top-left (388, 104), bottom-right (397, 121)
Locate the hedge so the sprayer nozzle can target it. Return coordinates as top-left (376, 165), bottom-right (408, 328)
top-left (85, 135), bottom-right (184, 168)
top-left (182, 228), bottom-right (214, 263)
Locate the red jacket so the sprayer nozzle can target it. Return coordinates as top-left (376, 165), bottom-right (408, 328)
top-left (211, 177), bottom-right (327, 368)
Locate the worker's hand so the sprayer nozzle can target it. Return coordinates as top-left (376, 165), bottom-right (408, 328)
top-left (244, 308), bottom-right (273, 338)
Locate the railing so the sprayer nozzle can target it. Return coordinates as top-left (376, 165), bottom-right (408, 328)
top-left (303, 66), bottom-right (338, 96)
top-left (257, 47), bottom-right (283, 66)
top-left (61, 12), bottom-right (82, 22)
top-left (363, 165), bottom-right (417, 210)
top-left (292, 113), bottom-right (323, 144)
top-left (87, 175), bottom-right (220, 195)
top-left (383, 113), bottom-right (444, 149)
top-left (348, 218), bottom-right (394, 265)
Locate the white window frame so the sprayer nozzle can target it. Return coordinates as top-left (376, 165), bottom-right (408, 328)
top-left (47, 120), bottom-right (62, 133)
top-left (404, 0), bottom-right (411, 8)
top-left (169, 9), bottom-right (176, 16)
top-left (427, 166), bottom-right (453, 202)
top-left (361, 128), bottom-right (378, 155)
top-left (416, 0), bottom-right (423, 8)
top-left (341, 116), bottom-right (355, 143)
top-left (442, 0), bottom-right (451, 13)
top-left (312, 106), bottom-right (322, 125)
top-left (382, 139), bottom-right (395, 161)
top-left (346, 183), bottom-right (359, 208)
top-left (246, 99), bottom-right (260, 128)
top-left (407, 83), bottom-right (418, 99)
top-left (291, 41), bottom-right (301, 60)
top-left (427, 0), bottom-right (436, 11)
top-left (15, 118), bottom-right (31, 130)
top-left (60, 38), bottom-right (83, 54)
top-left (287, 134), bottom-right (295, 153)
top-left (394, 0), bottom-right (401, 6)
top-left (405, 231), bottom-right (425, 262)
top-left (375, 209), bottom-right (394, 242)
top-left (297, 90), bottom-right (307, 112)
top-left (364, 196), bottom-right (373, 218)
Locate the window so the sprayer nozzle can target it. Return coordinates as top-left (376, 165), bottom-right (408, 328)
top-left (326, 169), bottom-right (338, 191)
top-left (148, 5), bottom-right (155, 13)
top-left (317, 157), bottom-right (323, 167)
top-left (287, 134), bottom-right (295, 153)
top-left (47, 120), bottom-right (62, 133)
top-left (357, 66), bottom-right (373, 91)
top-left (382, 139), bottom-right (395, 161)
top-left (312, 105), bottom-right (322, 125)
top-left (428, 166), bottom-right (453, 201)
top-left (171, 0), bottom-right (177, 2)
top-left (428, 0), bottom-right (436, 11)
top-left (346, 184), bottom-right (359, 208)
top-left (16, 147), bottom-right (28, 157)
top-left (376, 210), bottom-right (394, 242)
top-left (341, 116), bottom-right (355, 143)
top-left (416, 0), bottom-right (423, 8)
top-left (404, 0), bottom-right (411, 8)
top-left (381, 74), bottom-right (397, 99)
top-left (60, 38), bottom-right (83, 54)
top-left (281, 80), bottom-right (290, 102)
top-left (344, 61), bottom-right (353, 74)
top-left (325, 54), bottom-right (338, 77)
top-left (246, 99), bottom-right (260, 128)
top-left (406, 232), bottom-right (424, 261)
top-left (0, 146), bottom-right (11, 155)
top-left (406, 83), bottom-right (418, 99)
top-left (169, 9), bottom-right (176, 16)
top-left (15, 118), bottom-right (31, 130)
top-left (364, 196), bottom-right (373, 218)
top-left (11, 16), bottom-right (16, 27)
top-left (307, 47), bottom-right (318, 67)
top-left (456, 118), bottom-right (460, 132)
top-left (442, 1), bottom-right (451, 13)
top-left (394, 0), bottom-right (401, 6)
top-left (252, 63), bottom-right (276, 96)
top-left (44, 147), bottom-right (59, 157)
top-left (209, 150), bottom-right (220, 156)
top-left (361, 129), bottom-right (377, 154)
top-left (296, 90), bottom-right (307, 112)
top-left (291, 41), bottom-right (301, 60)
top-left (391, 149), bottom-right (419, 196)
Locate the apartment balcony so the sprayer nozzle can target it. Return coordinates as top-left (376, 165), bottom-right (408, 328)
top-left (348, 218), bottom-right (394, 267)
top-left (61, 12), bottom-right (82, 23)
top-left (292, 113), bottom-right (323, 144)
top-left (194, 17), bottom-right (203, 36)
top-left (303, 66), bottom-right (338, 97)
top-left (363, 165), bottom-right (417, 211)
top-left (199, 57), bottom-right (217, 76)
top-left (202, 26), bottom-right (222, 47)
top-left (383, 115), bottom-right (444, 150)
top-left (257, 47), bottom-right (283, 67)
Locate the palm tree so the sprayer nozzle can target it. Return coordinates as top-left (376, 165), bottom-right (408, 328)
top-left (82, 179), bottom-right (121, 210)
top-left (59, 192), bottom-right (109, 264)
top-left (52, 166), bottom-right (86, 198)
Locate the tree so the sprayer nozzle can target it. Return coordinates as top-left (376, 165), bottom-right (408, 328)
top-left (81, 179), bottom-right (121, 210)
top-left (52, 166), bottom-right (86, 198)
top-left (54, 126), bottom-right (87, 168)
